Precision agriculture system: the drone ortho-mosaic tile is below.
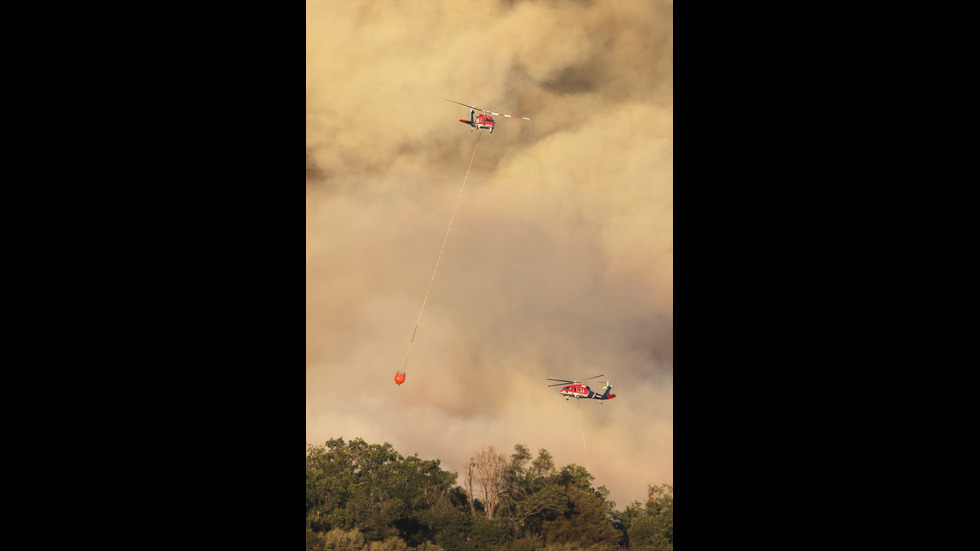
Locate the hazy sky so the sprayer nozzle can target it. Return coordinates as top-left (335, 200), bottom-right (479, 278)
top-left (306, 0), bottom-right (672, 508)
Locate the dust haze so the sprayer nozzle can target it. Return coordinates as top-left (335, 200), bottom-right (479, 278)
top-left (307, 0), bottom-right (672, 508)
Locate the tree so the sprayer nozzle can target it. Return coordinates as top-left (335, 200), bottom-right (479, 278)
top-left (428, 508), bottom-right (475, 550)
top-left (554, 464), bottom-right (594, 491)
top-left (306, 439), bottom-right (457, 545)
top-left (625, 483), bottom-right (673, 549)
top-left (465, 446), bottom-right (508, 520)
top-left (307, 439), bottom-right (359, 532)
top-left (309, 437), bottom-right (672, 549)
top-left (504, 445), bottom-right (556, 497)
top-left (499, 445), bottom-right (561, 531)
top-left (644, 483), bottom-right (673, 548)
top-left (510, 483), bottom-right (567, 537)
top-left (613, 500), bottom-right (646, 546)
top-left (540, 486), bottom-right (622, 549)
top-left (530, 449), bottom-right (555, 481)
top-left (628, 515), bottom-right (661, 549)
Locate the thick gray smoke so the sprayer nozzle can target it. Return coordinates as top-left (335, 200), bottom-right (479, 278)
top-left (307, 0), bottom-right (672, 507)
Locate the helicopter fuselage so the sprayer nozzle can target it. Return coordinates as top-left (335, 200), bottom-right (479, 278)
top-left (558, 383), bottom-right (616, 401)
top-left (460, 111), bottom-right (495, 133)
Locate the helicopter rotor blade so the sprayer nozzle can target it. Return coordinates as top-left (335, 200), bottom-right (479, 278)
top-left (582, 374), bottom-right (605, 382)
top-left (445, 99), bottom-right (489, 113)
top-left (446, 99), bottom-right (530, 120)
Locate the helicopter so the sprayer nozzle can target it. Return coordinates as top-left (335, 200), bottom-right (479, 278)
top-left (446, 99), bottom-right (529, 134)
top-left (546, 374), bottom-right (617, 402)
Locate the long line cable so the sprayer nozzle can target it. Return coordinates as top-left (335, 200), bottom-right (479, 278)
top-left (578, 399), bottom-right (590, 473)
top-left (401, 132), bottom-right (482, 372)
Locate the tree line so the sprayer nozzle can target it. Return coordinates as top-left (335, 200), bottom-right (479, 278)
top-left (306, 437), bottom-right (672, 550)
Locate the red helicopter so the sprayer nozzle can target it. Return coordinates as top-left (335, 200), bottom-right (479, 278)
top-left (446, 99), bottom-right (529, 134)
top-left (546, 374), bottom-right (617, 402)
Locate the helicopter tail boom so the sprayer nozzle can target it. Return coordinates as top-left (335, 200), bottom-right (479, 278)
top-left (597, 384), bottom-right (616, 400)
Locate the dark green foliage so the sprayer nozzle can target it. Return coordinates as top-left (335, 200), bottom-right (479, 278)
top-left (428, 509), bottom-right (476, 550)
top-left (620, 484), bottom-right (672, 549)
top-left (305, 527), bottom-right (428, 551)
top-left (554, 464), bottom-right (595, 492)
top-left (306, 438), bottom-right (671, 550)
top-left (635, 484), bottom-right (673, 549)
top-left (306, 438), bottom-right (457, 544)
top-left (539, 486), bottom-right (622, 549)
top-left (470, 517), bottom-right (514, 548)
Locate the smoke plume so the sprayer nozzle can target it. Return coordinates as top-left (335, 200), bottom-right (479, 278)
top-left (307, 0), bottom-right (672, 507)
